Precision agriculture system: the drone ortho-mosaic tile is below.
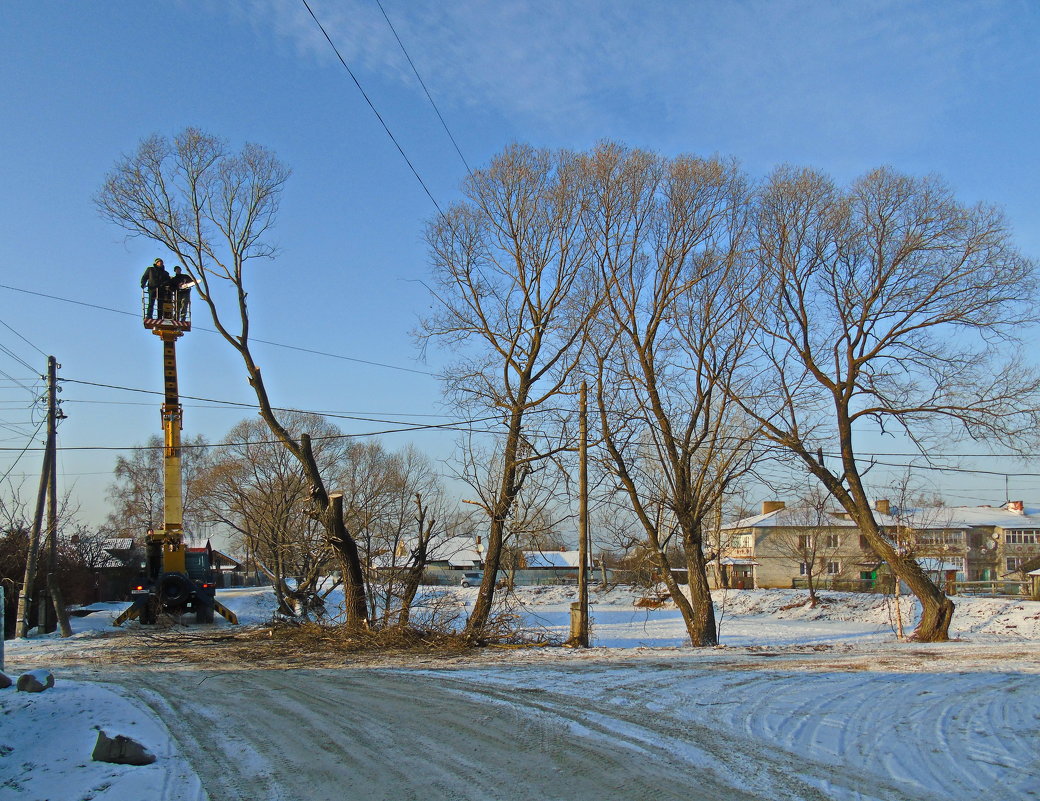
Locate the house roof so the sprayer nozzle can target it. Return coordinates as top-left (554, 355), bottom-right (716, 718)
top-left (727, 501), bottom-right (1040, 532)
top-left (725, 508), bottom-right (868, 530)
top-left (523, 550), bottom-right (590, 568)
top-left (377, 536), bottom-right (484, 569)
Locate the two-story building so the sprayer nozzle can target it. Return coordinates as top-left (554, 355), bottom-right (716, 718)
top-left (716, 499), bottom-right (1035, 591)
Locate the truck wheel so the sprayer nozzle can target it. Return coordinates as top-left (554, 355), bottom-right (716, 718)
top-left (157, 572), bottom-right (194, 606)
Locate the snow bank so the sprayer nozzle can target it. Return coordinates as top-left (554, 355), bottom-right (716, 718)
top-left (0, 677), bottom-right (204, 800)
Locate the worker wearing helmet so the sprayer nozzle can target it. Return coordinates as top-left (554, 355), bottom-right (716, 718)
top-left (141, 258), bottom-right (170, 319)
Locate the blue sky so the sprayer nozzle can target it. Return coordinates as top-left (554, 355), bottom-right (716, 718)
top-left (2, 0), bottom-right (1039, 525)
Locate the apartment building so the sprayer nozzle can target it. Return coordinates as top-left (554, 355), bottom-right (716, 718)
top-left (717, 499), bottom-right (1039, 591)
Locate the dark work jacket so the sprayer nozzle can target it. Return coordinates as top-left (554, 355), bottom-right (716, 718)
top-left (141, 265), bottom-right (169, 289)
top-left (171, 273), bottom-right (193, 293)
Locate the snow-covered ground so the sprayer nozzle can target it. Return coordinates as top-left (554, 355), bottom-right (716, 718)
top-left (3, 586), bottom-right (1039, 800)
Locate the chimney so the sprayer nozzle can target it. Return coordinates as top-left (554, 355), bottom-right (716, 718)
top-left (874, 499), bottom-right (891, 516)
top-left (1008, 500), bottom-right (1025, 514)
top-left (761, 500), bottom-right (785, 515)
top-left (476, 536), bottom-right (482, 546)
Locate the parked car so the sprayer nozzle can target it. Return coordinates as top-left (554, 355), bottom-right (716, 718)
top-left (459, 571), bottom-right (484, 587)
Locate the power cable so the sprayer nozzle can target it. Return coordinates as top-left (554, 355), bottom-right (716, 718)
top-left (300, 0), bottom-right (444, 214)
top-left (59, 397), bottom-right (451, 418)
top-left (57, 376), bottom-right (491, 430)
top-left (0, 342), bottom-right (37, 374)
top-left (0, 316), bottom-right (49, 360)
top-left (0, 283), bottom-right (434, 376)
top-left (0, 419), bottom-right (44, 486)
top-left (374, 0), bottom-right (472, 175)
top-left (0, 417), bottom-right (486, 452)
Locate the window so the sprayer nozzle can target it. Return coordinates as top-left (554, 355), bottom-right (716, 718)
top-left (798, 535), bottom-right (814, 550)
top-left (917, 530), bottom-right (964, 546)
top-left (1007, 557), bottom-right (1024, 572)
top-left (826, 561), bottom-right (840, 575)
top-left (799, 562), bottom-right (809, 575)
top-left (825, 534), bottom-right (839, 549)
top-left (1005, 530), bottom-right (1038, 544)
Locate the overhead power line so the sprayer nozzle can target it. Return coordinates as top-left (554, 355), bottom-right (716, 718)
top-left (300, 0), bottom-right (444, 214)
top-left (0, 419), bottom-right (44, 486)
top-left (0, 283), bottom-right (435, 376)
top-left (58, 376), bottom-right (480, 429)
top-left (0, 316), bottom-right (49, 359)
top-left (374, 0), bottom-right (472, 175)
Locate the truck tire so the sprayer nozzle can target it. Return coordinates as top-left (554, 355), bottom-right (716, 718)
top-left (157, 572), bottom-right (194, 606)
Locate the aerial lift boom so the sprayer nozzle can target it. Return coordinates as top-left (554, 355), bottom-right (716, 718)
top-left (114, 284), bottom-right (237, 625)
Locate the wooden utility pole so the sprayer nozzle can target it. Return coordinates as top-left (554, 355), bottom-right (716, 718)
top-left (15, 356), bottom-right (70, 638)
top-left (45, 354), bottom-right (71, 636)
top-left (15, 358), bottom-right (55, 638)
top-left (569, 382), bottom-right (590, 647)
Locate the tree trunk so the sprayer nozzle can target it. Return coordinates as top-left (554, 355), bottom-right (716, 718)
top-left (328, 493), bottom-right (369, 628)
top-left (466, 404), bottom-right (527, 642)
top-left (682, 523), bottom-right (718, 647)
top-left (466, 512), bottom-right (507, 641)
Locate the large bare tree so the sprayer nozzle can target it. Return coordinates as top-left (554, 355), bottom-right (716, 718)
top-left (581, 144), bottom-right (761, 646)
top-left (419, 144), bottom-right (597, 640)
top-left (96, 128), bottom-right (370, 626)
top-left (744, 165), bottom-right (1040, 641)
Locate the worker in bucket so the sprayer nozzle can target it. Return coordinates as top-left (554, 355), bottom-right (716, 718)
top-left (141, 258), bottom-right (170, 318)
top-left (170, 265), bottom-right (194, 320)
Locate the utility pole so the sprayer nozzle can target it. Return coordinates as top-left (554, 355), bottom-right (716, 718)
top-left (569, 382), bottom-right (590, 647)
top-left (41, 356), bottom-right (58, 633)
top-left (14, 356), bottom-right (70, 638)
top-left (44, 356), bottom-right (71, 636)
top-left (16, 357), bottom-right (55, 638)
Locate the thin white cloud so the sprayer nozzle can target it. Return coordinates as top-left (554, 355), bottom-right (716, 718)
top-left (228, 0), bottom-right (1034, 152)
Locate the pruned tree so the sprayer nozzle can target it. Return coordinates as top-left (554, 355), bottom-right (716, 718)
top-left (419, 144), bottom-right (598, 641)
top-left (96, 128), bottom-right (370, 627)
top-left (196, 413), bottom-right (343, 619)
top-left (582, 144), bottom-right (762, 646)
top-left (337, 442), bottom-right (454, 626)
top-left (744, 165), bottom-right (1040, 641)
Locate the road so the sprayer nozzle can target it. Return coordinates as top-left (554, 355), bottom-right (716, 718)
top-left (94, 665), bottom-right (933, 801)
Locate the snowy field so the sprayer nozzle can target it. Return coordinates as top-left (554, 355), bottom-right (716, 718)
top-left (3, 586), bottom-right (1039, 800)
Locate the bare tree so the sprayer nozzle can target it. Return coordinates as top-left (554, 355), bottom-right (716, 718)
top-left (196, 413), bottom-right (343, 619)
top-left (419, 144), bottom-right (597, 641)
top-left (744, 165), bottom-right (1040, 641)
top-left (582, 144), bottom-right (761, 646)
top-left (96, 128), bottom-right (370, 626)
top-left (767, 494), bottom-right (845, 607)
top-left (337, 442), bottom-right (454, 626)
top-left (105, 434), bottom-right (211, 540)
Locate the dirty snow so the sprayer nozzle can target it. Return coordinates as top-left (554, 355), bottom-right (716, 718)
top-left (3, 585), bottom-right (1039, 800)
